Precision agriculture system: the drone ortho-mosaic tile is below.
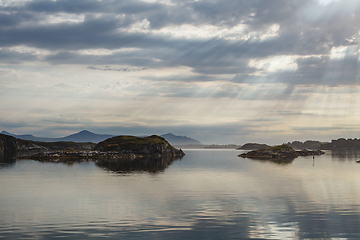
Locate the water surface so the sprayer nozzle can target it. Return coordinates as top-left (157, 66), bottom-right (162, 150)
top-left (1, 149), bottom-right (360, 239)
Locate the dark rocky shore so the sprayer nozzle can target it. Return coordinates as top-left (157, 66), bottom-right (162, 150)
top-left (21, 149), bottom-right (184, 162)
top-left (239, 145), bottom-right (324, 160)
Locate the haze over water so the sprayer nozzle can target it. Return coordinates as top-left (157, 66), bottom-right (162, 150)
top-left (1, 149), bottom-right (360, 239)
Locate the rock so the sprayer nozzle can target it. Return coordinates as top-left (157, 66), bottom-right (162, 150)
top-left (0, 133), bottom-right (95, 155)
top-left (94, 135), bottom-right (185, 158)
top-left (239, 145), bottom-right (325, 161)
top-left (237, 143), bottom-right (270, 150)
top-left (296, 149), bottom-right (324, 156)
top-left (18, 135), bottom-right (185, 162)
top-left (239, 145), bottom-right (299, 159)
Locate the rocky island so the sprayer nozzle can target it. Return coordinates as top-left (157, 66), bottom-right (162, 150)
top-left (237, 143), bottom-right (270, 150)
top-left (238, 144), bottom-right (324, 160)
top-left (0, 134), bottom-right (184, 163)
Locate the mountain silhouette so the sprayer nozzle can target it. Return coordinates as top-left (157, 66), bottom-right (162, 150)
top-left (1, 130), bottom-right (113, 143)
top-left (1, 130), bottom-right (201, 145)
top-left (160, 133), bottom-right (201, 145)
top-left (60, 130), bottom-right (113, 143)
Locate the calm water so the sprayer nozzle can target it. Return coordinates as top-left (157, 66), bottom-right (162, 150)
top-left (1, 149), bottom-right (360, 239)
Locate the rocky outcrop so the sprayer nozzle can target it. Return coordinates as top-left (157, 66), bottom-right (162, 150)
top-left (297, 149), bottom-right (324, 156)
top-left (94, 135), bottom-right (185, 158)
top-left (237, 143), bottom-right (270, 150)
top-left (20, 151), bottom-right (144, 162)
top-left (17, 135), bottom-right (184, 162)
top-left (239, 145), bottom-right (324, 160)
top-left (0, 133), bottom-right (94, 154)
top-left (0, 134), bottom-right (19, 155)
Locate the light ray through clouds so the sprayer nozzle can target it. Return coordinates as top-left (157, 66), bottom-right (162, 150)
top-left (0, 0), bottom-right (360, 144)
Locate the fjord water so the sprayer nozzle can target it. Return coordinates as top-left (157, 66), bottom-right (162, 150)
top-left (1, 150), bottom-right (360, 239)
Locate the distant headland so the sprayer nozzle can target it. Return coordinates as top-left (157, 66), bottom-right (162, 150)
top-left (237, 138), bottom-right (360, 151)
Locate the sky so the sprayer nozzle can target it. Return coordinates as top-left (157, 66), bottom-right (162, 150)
top-left (1, 0), bottom-right (360, 144)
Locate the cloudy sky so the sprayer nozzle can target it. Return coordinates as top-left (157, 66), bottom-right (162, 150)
top-left (0, 0), bottom-right (360, 144)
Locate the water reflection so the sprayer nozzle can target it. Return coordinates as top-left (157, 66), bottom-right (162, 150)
top-left (248, 157), bottom-right (295, 165)
top-left (330, 150), bottom-right (360, 161)
top-left (2, 150), bottom-right (360, 239)
top-left (95, 156), bottom-right (183, 174)
top-left (0, 152), bottom-right (16, 169)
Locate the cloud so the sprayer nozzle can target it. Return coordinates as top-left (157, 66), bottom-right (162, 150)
top-left (42, 116), bottom-right (95, 125)
top-left (0, 0), bottom-right (358, 80)
top-left (0, 119), bottom-right (34, 128)
top-left (292, 126), bottom-right (346, 131)
top-left (1, 0), bottom-right (360, 143)
top-left (87, 66), bottom-right (147, 72)
top-left (0, 48), bottom-right (39, 63)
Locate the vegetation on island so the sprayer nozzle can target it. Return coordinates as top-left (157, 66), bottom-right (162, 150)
top-left (239, 144), bottom-right (324, 161)
top-left (237, 143), bottom-right (270, 150)
top-left (94, 135), bottom-right (176, 153)
top-left (266, 144), bottom-right (294, 152)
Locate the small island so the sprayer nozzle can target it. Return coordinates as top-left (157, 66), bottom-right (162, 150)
top-left (238, 144), bottom-right (324, 160)
top-left (237, 143), bottom-right (271, 150)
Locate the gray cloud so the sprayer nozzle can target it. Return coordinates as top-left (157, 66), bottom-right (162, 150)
top-left (0, 49), bottom-right (38, 64)
top-left (24, 0), bottom-right (164, 15)
top-left (141, 74), bottom-right (218, 82)
top-left (0, 0), bottom-right (359, 81)
top-left (87, 66), bottom-right (147, 72)
top-left (0, 119), bottom-right (34, 128)
top-left (292, 126), bottom-right (346, 131)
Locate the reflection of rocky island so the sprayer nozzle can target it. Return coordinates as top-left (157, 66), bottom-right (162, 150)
top-left (95, 156), bottom-right (181, 173)
top-left (239, 145), bottom-right (324, 160)
top-left (330, 150), bottom-right (360, 161)
top-left (0, 134), bottom-right (184, 163)
top-left (0, 152), bottom-right (16, 169)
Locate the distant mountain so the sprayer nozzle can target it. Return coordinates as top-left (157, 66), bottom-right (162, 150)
top-left (1, 130), bottom-right (201, 145)
top-left (160, 133), bottom-right (202, 145)
top-left (1, 130), bottom-right (113, 143)
top-left (1, 131), bottom-right (12, 136)
top-left (1, 130), bottom-right (55, 142)
top-left (60, 130), bottom-right (113, 143)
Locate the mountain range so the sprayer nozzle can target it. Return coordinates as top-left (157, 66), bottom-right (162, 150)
top-left (160, 133), bottom-right (202, 145)
top-left (0, 130), bottom-right (113, 143)
top-left (0, 130), bottom-right (202, 145)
